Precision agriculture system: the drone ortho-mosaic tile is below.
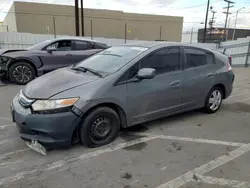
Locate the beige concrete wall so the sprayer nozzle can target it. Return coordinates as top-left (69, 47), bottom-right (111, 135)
top-left (6, 2), bottom-right (183, 41)
top-left (3, 4), bottom-right (17, 32)
top-left (0, 25), bottom-right (8, 32)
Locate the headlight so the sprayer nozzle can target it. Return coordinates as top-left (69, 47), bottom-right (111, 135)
top-left (0, 56), bottom-right (11, 64)
top-left (32, 97), bottom-right (79, 111)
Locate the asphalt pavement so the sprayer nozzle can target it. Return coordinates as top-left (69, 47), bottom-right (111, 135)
top-left (0, 68), bottom-right (250, 188)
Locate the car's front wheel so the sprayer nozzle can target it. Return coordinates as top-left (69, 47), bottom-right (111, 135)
top-left (79, 107), bottom-right (120, 148)
top-left (204, 87), bottom-right (223, 113)
top-left (9, 62), bottom-right (36, 85)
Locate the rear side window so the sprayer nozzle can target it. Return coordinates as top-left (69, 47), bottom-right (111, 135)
top-left (74, 40), bottom-right (92, 50)
top-left (184, 48), bottom-right (207, 68)
top-left (94, 43), bottom-right (107, 49)
top-left (206, 52), bottom-right (215, 64)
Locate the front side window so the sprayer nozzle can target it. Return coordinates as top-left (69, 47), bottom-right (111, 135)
top-left (46, 40), bottom-right (72, 51)
top-left (141, 47), bottom-right (181, 74)
top-left (76, 46), bottom-right (148, 74)
top-left (184, 48), bottom-right (207, 68)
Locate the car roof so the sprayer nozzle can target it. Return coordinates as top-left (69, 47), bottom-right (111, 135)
top-left (50, 37), bottom-right (99, 43)
top-left (116, 42), bottom-right (214, 52)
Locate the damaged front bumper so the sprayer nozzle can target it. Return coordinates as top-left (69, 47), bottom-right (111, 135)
top-left (0, 56), bottom-right (13, 78)
top-left (11, 94), bottom-right (82, 154)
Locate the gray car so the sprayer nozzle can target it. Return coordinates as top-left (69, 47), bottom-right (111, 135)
top-left (11, 42), bottom-right (235, 150)
top-left (0, 37), bottom-right (107, 85)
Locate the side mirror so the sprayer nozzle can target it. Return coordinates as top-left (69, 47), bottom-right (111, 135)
top-left (46, 47), bottom-right (56, 54)
top-left (137, 68), bottom-right (156, 80)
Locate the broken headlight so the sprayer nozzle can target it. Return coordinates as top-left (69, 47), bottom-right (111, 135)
top-left (0, 56), bottom-right (12, 69)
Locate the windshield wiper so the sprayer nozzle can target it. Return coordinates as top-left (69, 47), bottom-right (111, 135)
top-left (71, 67), bottom-right (103, 78)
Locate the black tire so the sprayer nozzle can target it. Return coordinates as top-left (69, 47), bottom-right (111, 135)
top-left (79, 107), bottom-right (120, 148)
top-left (9, 61), bottom-right (36, 85)
top-left (204, 86), bottom-right (223, 114)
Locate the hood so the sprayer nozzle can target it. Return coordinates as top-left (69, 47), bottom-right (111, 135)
top-left (23, 68), bottom-right (100, 99)
top-left (2, 50), bottom-right (49, 58)
top-left (0, 49), bottom-right (28, 56)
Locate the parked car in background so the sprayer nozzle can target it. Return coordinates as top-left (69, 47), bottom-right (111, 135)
top-left (0, 37), bottom-right (107, 84)
top-left (11, 42), bottom-right (234, 151)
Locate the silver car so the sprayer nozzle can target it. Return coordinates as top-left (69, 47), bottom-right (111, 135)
top-left (11, 42), bottom-right (235, 149)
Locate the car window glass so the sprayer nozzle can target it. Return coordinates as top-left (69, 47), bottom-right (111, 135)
top-left (76, 46), bottom-right (148, 74)
top-left (119, 63), bottom-right (140, 82)
top-left (46, 40), bottom-right (72, 51)
top-left (185, 48), bottom-right (207, 68)
top-left (141, 48), bottom-right (180, 74)
top-left (207, 53), bottom-right (215, 64)
top-left (75, 41), bottom-right (92, 50)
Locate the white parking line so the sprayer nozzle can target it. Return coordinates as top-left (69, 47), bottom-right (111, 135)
top-left (156, 143), bottom-right (250, 188)
top-left (230, 92), bottom-right (250, 98)
top-left (0, 140), bottom-right (9, 146)
top-left (0, 148), bottom-right (30, 160)
top-left (193, 175), bottom-right (250, 188)
top-left (0, 160), bottom-right (22, 168)
top-left (0, 124), bottom-right (15, 129)
top-left (239, 97), bottom-right (250, 102)
top-left (0, 135), bottom-right (159, 186)
top-left (130, 132), bottom-right (246, 147)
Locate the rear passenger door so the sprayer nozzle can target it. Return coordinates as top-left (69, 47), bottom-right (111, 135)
top-left (182, 47), bottom-right (216, 109)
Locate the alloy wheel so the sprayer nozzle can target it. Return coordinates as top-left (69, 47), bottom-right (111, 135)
top-left (13, 65), bottom-right (32, 83)
top-left (208, 90), bottom-right (222, 111)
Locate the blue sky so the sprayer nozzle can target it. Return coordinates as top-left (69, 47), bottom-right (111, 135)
top-left (0, 0), bottom-right (250, 31)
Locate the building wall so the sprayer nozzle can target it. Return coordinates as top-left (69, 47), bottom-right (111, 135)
top-left (2, 4), bottom-right (17, 32)
top-left (5, 2), bottom-right (183, 41)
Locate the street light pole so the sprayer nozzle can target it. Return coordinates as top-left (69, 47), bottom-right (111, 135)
top-left (203, 0), bottom-right (210, 43)
top-left (232, 7), bottom-right (245, 40)
top-left (74, 0), bottom-right (79, 36)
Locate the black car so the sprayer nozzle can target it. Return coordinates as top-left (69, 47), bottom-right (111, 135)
top-left (0, 37), bottom-right (107, 84)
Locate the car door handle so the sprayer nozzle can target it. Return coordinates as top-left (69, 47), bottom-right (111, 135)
top-left (207, 73), bottom-right (215, 78)
top-left (170, 80), bottom-right (181, 87)
top-left (66, 54), bottom-right (73, 56)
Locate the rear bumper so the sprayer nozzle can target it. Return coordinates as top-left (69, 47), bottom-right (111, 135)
top-left (11, 95), bottom-right (81, 148)
top-left (224, 71), bottom-right (235, 99)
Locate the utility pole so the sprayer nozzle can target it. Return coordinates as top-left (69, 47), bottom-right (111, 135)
top-left (223, 0), bottom-right (235, 41)
top-left (226, 17), bottom-right (232, 41)
top-left (190, 27), bottom-right (193, 44)
top-left (209, 7), bottom-right (216, 41)
top-left (203, 0), bottom-right (210, 43)
top-left (74, 0), bottom-right (80, 36)
top-left (80, 0), bottom-right (84, 36)
top-left (232, 7), bottom-right (245, 40)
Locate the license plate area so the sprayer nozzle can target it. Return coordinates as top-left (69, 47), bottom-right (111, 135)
top-left (26, 140), bottom-right (47, 156)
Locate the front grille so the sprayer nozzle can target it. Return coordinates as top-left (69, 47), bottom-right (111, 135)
top-left (18, 91), bottom-right (34, 108)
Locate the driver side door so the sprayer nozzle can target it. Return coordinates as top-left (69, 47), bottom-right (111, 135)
top-left (39, 40), bottom-right (76, 74)
top-left (124, 47), bottom-right (183, 125)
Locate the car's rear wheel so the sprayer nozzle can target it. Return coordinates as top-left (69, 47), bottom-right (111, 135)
top-left (9, 62), bottom-right (36, 85)
top-left (79, 107), bottom-right (120, 148)
top-left (204, 87), bottom-right (223, 113)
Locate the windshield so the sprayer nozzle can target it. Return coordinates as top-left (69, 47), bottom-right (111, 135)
top-left (27, 40), bottom-right (53, 50)
top-left (76, 46), bottom-right (148, 74)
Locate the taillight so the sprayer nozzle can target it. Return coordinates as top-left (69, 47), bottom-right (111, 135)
top-left (229, 56), bottom-right (232, 65)
top-left (227, 60), bottom-right (232, 71)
